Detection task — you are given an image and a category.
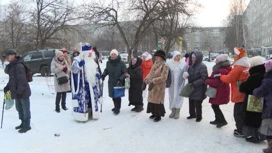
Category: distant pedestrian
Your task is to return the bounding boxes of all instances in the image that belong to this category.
[141,51,153,97]
[3,49,32,133]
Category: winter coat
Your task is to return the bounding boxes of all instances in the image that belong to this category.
[253,70,272,119]
[4,57,31,99]
[146,60,169,104]
[51,57,70,92]
[205,60,231,105]
[166,59,187,109]
[141,54,153,79]
[220,57,250,103]
[128,57,143,105]
[102,56,127,98]
[188,52,208,101]
[240,64,265,128]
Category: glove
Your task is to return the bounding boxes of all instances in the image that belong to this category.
[79,60,85,67]
[183,72,189,79]
[4,86,9,94]
[62,67,67,73]
[101,75,105,81]
[214,74,221,78]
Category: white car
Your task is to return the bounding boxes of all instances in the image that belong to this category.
[120,53,128,63]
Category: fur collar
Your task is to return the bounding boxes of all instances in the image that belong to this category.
[233,57,250,68]
[213,60,231,71]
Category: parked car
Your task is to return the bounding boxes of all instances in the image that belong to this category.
[23,49,55,76]
[120,53,128,63]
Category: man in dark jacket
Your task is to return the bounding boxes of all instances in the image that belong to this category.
[3,49,32,133]
[187,51,208,122]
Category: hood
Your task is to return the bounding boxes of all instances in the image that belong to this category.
[233,57,250,68]
[130,57,142,69]
[145,54,152,61]
[249,64,265,75]
[189,51,203,66]
[213,60,231,71]
[9,56,24,65]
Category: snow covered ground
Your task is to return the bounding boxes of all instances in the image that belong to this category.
[0,59,265,153]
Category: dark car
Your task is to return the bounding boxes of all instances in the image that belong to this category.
[23,49,55,76]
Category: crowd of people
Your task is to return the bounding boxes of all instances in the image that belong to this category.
[3,46,272,153]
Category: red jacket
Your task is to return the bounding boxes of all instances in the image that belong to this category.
[206,64,231,105]
[141,55,153,79]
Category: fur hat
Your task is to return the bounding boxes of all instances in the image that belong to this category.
[55,49,63,57]
[154,50,166,61]
[249,56,264,68]
[265,60,272,72]
[142,51,149,57]
[234,47,247,58]
[172,50,181,59]
[110,49,119,56]
[216,54,229,63]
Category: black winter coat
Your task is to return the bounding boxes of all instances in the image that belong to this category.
[188,52,208,101]
[128,57,143,105]
[240,64,265,128]
[4,57,31,99]
[102,56,127,98]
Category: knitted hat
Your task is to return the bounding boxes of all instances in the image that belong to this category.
[216,54,229,63]
[265,60,272,72]
[154,50,166,61]
[110,49,119,56]
[142,51,149,57]
[172,50,181,59]
[234,47,247,58]
[55,49,64,57]
[249,56,264,67]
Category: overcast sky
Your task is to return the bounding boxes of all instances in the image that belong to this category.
[0,0,250,27]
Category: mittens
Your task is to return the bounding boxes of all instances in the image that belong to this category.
[63,67,67,73]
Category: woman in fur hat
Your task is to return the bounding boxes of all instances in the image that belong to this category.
[144,50,169,122]
[240,56,266,143]
[206,54,231,128]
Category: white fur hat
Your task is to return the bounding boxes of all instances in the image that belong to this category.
[172,50,181,59]
[55,49,63,57]
[249,56,264,67]
[216,54,229,62]
[110,49,119,56]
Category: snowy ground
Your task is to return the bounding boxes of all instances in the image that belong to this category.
[0,59,266,153]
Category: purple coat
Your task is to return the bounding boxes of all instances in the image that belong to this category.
[253,70,272,119]
[205,61,231,105]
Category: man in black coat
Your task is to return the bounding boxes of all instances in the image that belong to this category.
[3,49,32,133]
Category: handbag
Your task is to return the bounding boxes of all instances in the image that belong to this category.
[56,75,69,85]
[113,82,125,98]
[246,95,264,113]
[179,83,194,97]
[205,83,224,98]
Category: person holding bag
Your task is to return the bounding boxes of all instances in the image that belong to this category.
[51,50,70,113]
[205,54,231,128]
[144,50,169,122]
[101,49,127,115]
[187,51,208,122]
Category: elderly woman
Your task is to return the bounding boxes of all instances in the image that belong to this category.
[144,50,169,122]
[166,51,187,119]
[101,49,127,115]
[51,50,70,113]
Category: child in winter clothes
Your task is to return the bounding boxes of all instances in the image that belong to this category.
[219,47,250,137]
[253,60,272,153]
[206,54,231,128]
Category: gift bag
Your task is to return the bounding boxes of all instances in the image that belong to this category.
[4,91,14,110]
[205,86,217,98]
[179,84,194,97]
[246,95,264,113]
[125,77,130,89]
[113,87,125,98]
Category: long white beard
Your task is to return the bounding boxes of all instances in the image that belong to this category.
[84,56,98,85]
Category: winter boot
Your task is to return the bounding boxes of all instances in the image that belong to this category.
[263,139,272,153]
[135,105,144,112]
[196,117,202,122]
[62,105,68,111]
[216,121,228,128]
[15,120,23,130]
[169,108,176,118]
[174,108,180,119]
[18,120,31,133]
[187,116,196,119]
[233,129,245,138]
[246,136,260,143]
[131,106,137,111]
[154,115,161,122]
[113,99,121,115]
[55,107,60,113]
[210,120,219,125]
[149,114,156,119]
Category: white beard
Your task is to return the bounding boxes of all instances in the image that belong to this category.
[84,56,98,85]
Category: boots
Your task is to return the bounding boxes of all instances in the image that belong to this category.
[154,115,161,122]
[263,139,272,153]
[15,120,23,130]
[169,108,176,118]
[131,106,137,111]
[18,120,31,133]
[174,108,180,119]
[113,98,121,115]
[135,105,144,112]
